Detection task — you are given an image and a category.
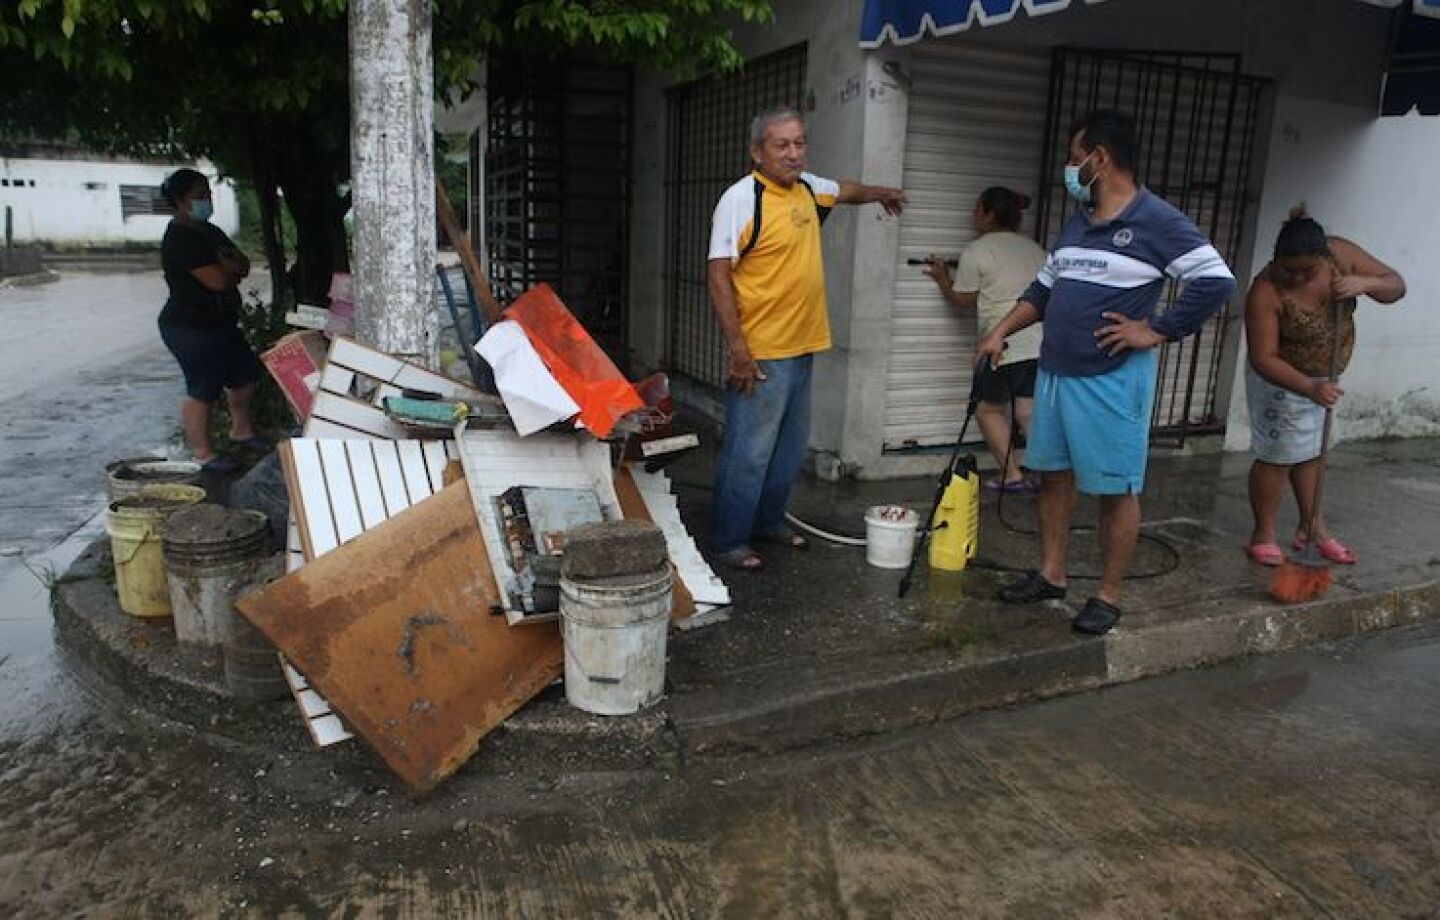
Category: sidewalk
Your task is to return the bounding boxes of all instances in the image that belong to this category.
[52,436,1440,773]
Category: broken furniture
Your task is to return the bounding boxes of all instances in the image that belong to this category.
[237,481,564,796]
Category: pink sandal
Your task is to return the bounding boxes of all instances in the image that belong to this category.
[1245,542,1286,566]
[1291,536,1356,565]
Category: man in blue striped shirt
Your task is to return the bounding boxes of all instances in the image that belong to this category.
[977,109,1235,636]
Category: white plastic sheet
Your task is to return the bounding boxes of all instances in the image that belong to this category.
[475,320,580,435]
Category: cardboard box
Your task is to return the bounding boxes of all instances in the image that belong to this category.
[261,331,329,422]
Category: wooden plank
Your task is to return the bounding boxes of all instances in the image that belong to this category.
[327,337,483,400]
[286,440,338,558]
[302,417,366,440]
[318,440,364,546]
[397,440,434,503]
[345,441,389,531]
[306,391,407,440]
[236,482,563,795]
[318,362,357,397]
[285,514,305,575]
[614,466,696,621]
[421,441,450,491]
[371,440,413,517]
[436,179,505,324]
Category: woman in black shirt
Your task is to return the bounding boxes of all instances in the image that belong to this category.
[157,168,266,472]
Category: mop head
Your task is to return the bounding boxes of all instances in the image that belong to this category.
[1268,560,1332,604]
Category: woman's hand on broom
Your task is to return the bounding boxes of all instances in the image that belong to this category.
[1308,380,1344,408]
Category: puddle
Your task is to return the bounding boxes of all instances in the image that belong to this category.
[0,503,107,660]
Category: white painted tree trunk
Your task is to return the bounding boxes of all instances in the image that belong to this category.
[349,0,437,367]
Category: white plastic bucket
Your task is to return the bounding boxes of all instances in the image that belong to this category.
[560,568,672,716]
[865,505,919,569]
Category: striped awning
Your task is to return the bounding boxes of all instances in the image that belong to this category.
[859,0,1440,49]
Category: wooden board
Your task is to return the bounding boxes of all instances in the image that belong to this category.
[326,337,485,401]
[281,438,458,562]
[237,482,563,796]
[301,337,495,440]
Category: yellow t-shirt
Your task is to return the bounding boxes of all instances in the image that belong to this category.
[708,170,840,360]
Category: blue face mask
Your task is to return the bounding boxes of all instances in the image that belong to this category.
[1063,154,1095,204]
[189,199,214,222]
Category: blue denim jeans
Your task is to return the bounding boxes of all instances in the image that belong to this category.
[710,355,813,553]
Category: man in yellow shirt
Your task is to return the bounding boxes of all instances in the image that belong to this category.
[707,107,905,570]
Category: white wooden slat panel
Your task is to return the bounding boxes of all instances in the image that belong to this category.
[396,440,434,503]
[326,337,483,401]
[421,441,450,491]
[318,363,357,397]
[310,392,409,439]
[302,418,365,440]
[318,440,364,546]
[288,440,339,557]
[883,43,1051,449]
[371,441,413,517]
[344,441,389,531]
[630,468,731,606]
[456,429,621,619]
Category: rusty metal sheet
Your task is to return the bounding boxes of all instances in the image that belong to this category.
[237,481,562,795]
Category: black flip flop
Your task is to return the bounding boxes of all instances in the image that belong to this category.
[753,527,809,550]
[715,546,766,571]
[1072,597,1122,636]
[997,570,1067,605]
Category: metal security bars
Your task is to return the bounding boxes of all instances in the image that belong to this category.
[663,44,809,389]
[486,56,632,357]
[1035,49,1269,444]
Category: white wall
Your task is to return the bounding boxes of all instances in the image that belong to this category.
[0,158,239,245]
[1223,97,1440,448]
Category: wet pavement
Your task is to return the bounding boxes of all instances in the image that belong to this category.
[0,272,185,688]
[4,612,1439,915]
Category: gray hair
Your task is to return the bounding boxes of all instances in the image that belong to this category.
[749,107,805,148]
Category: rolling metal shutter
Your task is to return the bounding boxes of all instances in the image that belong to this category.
[882,42,1051,450]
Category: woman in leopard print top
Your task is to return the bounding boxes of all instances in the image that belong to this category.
[1243,212,1406,568]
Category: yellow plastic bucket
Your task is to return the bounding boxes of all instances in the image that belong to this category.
[107,484,206,618]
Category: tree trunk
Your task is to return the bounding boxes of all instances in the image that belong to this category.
[245,120,289,310]
[349,0,438,366]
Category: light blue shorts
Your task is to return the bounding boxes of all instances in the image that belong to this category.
[1026,351,1158,495]
[1246,366,1330,465]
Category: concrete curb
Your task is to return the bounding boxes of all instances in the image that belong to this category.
[52,537,1440,769]
[50,540,677,774]
[668,580,1440,758]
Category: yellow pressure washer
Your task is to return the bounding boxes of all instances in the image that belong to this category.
[897,360,988,598]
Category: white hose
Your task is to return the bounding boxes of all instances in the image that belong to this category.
[784,511,868,547]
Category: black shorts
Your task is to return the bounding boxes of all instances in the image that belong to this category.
[159,321,263,402]
[977,358,1038,405]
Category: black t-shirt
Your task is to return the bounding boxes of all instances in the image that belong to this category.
[159,220,244,329]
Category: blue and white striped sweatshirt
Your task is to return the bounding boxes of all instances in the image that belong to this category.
[1021,187,1236,377]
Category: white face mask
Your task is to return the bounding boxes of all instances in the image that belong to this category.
[1063,153,1096,203]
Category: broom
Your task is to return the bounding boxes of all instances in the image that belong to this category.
[1269,294,1344,604]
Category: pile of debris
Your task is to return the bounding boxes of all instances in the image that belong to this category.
[236,279,729,796]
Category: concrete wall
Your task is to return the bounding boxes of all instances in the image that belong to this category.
[0,158,239,245]
[1223,98,1440,448]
